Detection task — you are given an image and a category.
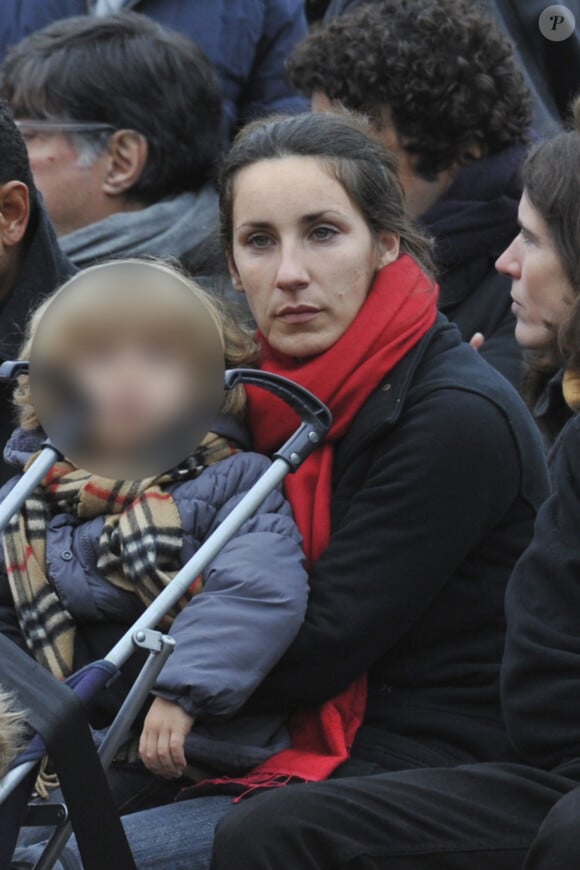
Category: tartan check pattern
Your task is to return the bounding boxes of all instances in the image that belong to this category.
[3,434,239,680]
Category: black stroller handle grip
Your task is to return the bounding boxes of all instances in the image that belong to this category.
[225,368,331,433]
[225,368,332,469]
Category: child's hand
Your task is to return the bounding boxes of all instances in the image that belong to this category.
[139,697,195,779]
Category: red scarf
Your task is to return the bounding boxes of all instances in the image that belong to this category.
[198,256,438,797]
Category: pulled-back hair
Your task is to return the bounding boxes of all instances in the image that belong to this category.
[521,98,580,409]
[14,259,258,430]
[219,112,434,277]
[0,12,223,203]
[287,0,532,179]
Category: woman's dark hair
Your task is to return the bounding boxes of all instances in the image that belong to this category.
[219,112,434,277]
[287,0,532,179]
[0,12,223,203]
[521,97,580,409]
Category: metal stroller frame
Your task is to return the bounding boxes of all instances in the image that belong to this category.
[0,361,332,869]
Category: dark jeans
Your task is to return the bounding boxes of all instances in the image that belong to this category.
[211,762,578,870]
[15,761,184,851]
[12,796,236,870]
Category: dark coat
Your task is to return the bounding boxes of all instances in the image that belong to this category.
[0,197,75,486]
[247,316,549,767]
[502,413,580,783]
[0,0,309,142]
[419,142,528,390]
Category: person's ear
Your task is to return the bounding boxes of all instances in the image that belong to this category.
[102,130,148,197]
[376,230,400,268]
[461,142,485,164]
[447,142,486,182]
[226,248,244,293]
[0,181,30,248]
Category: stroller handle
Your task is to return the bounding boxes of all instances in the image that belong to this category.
[0,361,333,468]
[225,368,331,431]
[225,368,332,467]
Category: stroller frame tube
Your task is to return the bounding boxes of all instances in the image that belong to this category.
[35,632,177,870]
[0,445,61,535]
[0,457,292,808]
[30,455,293,868]
[0,457,293,865]
[106,456,291,668]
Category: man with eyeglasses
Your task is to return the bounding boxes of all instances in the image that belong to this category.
[0,103,74,485]
[0,0,308,145]
[0,13,224,272]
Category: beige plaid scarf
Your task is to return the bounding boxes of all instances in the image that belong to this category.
[3,433,239,682]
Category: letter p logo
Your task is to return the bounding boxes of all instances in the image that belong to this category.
[539,5,576,41]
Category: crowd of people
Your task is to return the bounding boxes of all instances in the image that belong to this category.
[0,1,578,868]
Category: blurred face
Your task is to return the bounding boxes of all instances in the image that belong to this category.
[496,191,575,351]
[74,331,193,453]
[16,124,112,236]
[229,155,399,358]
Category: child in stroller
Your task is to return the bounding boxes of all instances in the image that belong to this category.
[0,258,308,829]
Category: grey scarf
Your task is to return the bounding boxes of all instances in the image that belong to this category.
[60,187,219,268]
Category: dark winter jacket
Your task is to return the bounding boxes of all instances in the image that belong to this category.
[0,197,75,486]
[419,142,528,390]
[502,413,580,782]
[246,316,549,767]
[0,422,308,773]
[0,0,309,142]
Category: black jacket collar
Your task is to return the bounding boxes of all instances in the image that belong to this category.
[335,315,452,465]
[335,313,543,513]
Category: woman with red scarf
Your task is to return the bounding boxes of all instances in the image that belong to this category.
[212,112,548,792]
[17,113,550,870]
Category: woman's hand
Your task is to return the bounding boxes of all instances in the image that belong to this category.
[139,696,194,779]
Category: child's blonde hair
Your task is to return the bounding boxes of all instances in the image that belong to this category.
[14,259,258,430]
[0,687,25,777]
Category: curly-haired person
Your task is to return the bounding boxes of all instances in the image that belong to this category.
[288,0,533,389]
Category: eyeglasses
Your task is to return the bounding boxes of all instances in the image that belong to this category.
[14,120,116,136]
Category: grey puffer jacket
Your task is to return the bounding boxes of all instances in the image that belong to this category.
[0,422,308,773]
